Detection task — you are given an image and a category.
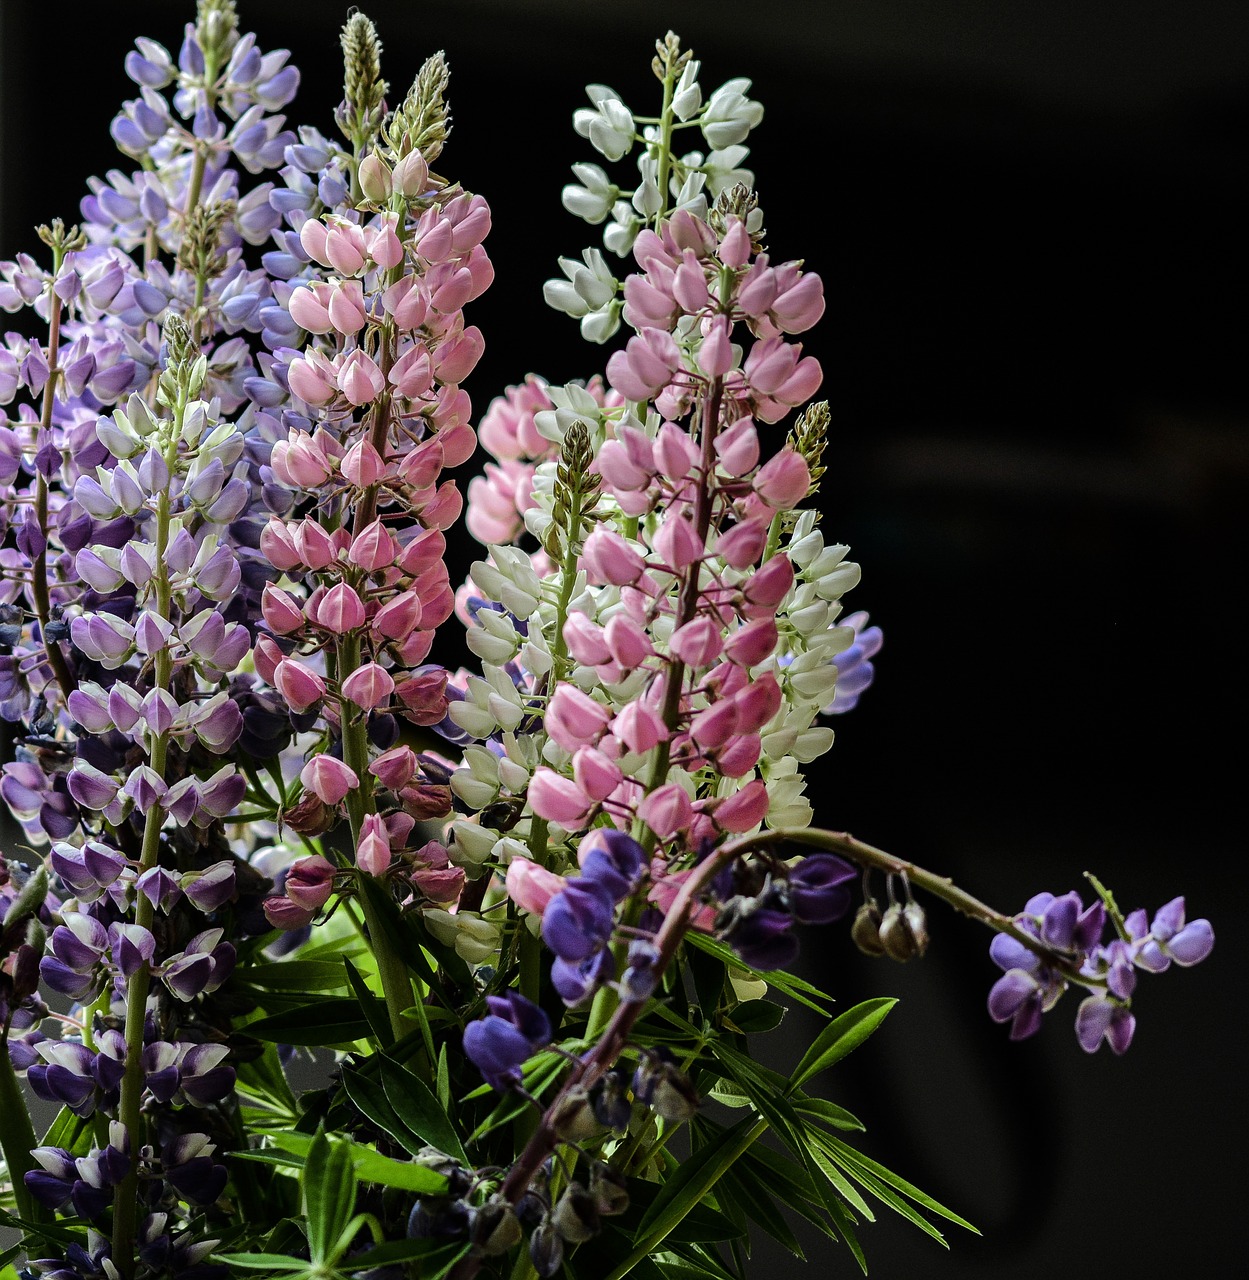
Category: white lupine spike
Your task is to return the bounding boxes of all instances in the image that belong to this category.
[604,200,641,257]
[492,836,530,865]
[701,77,764,150]
[447,700,497,739]
[488,693,525,732]
[497,757,530,793]
[521,638,554,676]
[563,162,618,224]
[813,562,862,601]
[632,153,662,217]
[672,59,702,120]
[702,145,752,196]
[466,625,518,666]
[790,601,831,635]
[789,530,824,568]
[792,727,836,763]
[450,772,497,810]
[574,91,635,162]
[582,303,622,344]
[463,745,501,784]
[449,823,497,866]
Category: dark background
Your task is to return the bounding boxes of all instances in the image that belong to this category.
[2,1,1245,1275]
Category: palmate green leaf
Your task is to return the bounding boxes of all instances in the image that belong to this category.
[376,1057,468,1163]
[725,998,786,1034]
[344,957,394,1044]
[40,1105,92,1156]
[788,998,897,1094]
[247,997,381,1046]
[211,1253,307,1274]
[236,1135,448,1194]
[239,960,353,991]
[340,1068,425,1156]
[341,1239,466,1273]
[605,1116,766,1280]
[820,1133,978,1234]
[717,1165,805,1258]
[302,1128,356,1265]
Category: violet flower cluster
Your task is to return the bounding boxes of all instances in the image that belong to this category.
[0,7,1214,1280]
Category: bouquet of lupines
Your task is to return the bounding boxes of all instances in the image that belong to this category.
[0,4,1214,1278]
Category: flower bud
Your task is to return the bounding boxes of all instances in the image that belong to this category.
[358,151,393,202]
[878,901,928,962]
[551,1183,599,1244]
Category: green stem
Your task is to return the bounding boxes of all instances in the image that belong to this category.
[653,58,678,228]
[355,878,420,1046]
[111,391,182,1275]
[0,1037,43,1222]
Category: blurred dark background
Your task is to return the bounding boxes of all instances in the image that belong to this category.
[2,1,1245,1275]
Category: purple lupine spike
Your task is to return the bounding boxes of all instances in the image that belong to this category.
[123,764,167,810]
[551,949,615,1006]
[464,990,553,1091]
[162,953,215,1002]
[183,861,237,912]
[110,923,156,978]
[1076,996,1136,1055]
[987,969,1048,1041]
[92,1030,128,1093]
[136,866,182,911]
[142,1042,182,1103]
[178,1043,235,1106]
[720,904,799,971]
[162,777,201,826]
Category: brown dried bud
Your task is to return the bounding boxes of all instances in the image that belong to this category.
[879,901,929,962]
[851,899,886,956]
[282,790,334,835]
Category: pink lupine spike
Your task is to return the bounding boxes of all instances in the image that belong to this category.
[252,635,283,685]
[416,215,455,263]
[545,685,611,753]
[713,779,770,832]
[389,345,434,398]
[398,528,447,575]
[372,589,423,641]
[382,275,430,330]
[528,769,593,827]
[341,662,395,710]
[738,262,780,317]
[753,447,811,510]
[723,616,779,666]
[733,673,783,734]
[506,857,566,915]
[261,518,304,570]
[429,265,475,314]
[582,527,645,586]
[369,745,418,790]
[433,326,485,383]
[287,351,338,406]
[327,279,367,334]
[274,659,327,712]
[394,663,446,721]
[563,612,612,666]
[743,553,794,611]
[606,328,681,400]
[398,437,446,490]
[690,699,740,750]
[715,517,768,570]
[673,250,711,312]
[365,213,404,269]
[603,613,654,667]
[439,423,478,468]
[349,520,399,572]
[356,813,392,876]
[287,281,335,334]
[718,219,752,269]
[300,755,359,806]
[316,583,366,633]
[261,584,304,635]
[341,439,387,488]
[717,732,762,778]
[698,316,735,377]
[638,783,694,839]
[338,349,386,406]
[324,220,368,275]
[612,702,668,754]
[416,480,463,530]
[653,423,699,481]
[298,217,331,266]
[669,616,724,668]
[295,519,337,569]
[284,854,337,911]
[713,416,760,477]
[573,746,623,802]
[770,268,825,333]
[654,510,703,572]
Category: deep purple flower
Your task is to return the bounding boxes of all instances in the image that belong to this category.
[719,903,799,971]
[788,853,855,925]
[551,948,615,1006]
[542,878,616,962]
[463,991,552,1091]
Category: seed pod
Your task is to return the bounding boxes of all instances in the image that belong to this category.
[590,1163,629,1216]
[551,1086,602,1143]
[591,1069,633,1131]
[551,1183,600,1244]
[879,901,927,962]
[472,1195,522,1255]
[903,901,930,957]
[851,899,886,957]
